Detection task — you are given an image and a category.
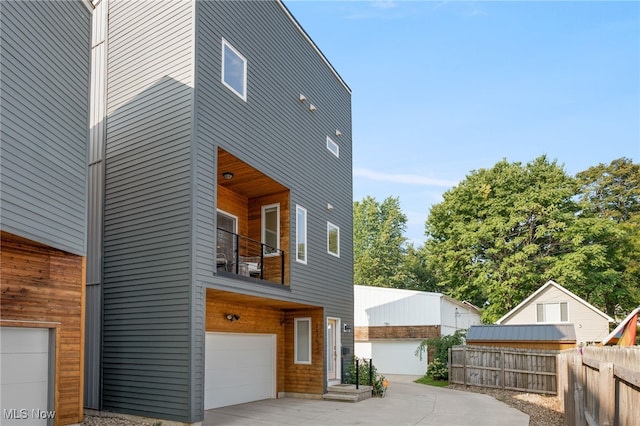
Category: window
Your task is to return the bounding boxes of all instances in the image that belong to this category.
[326,136,339,158]
[262,203,280,255]
[327,222,339,257]
[221,38,247,101]
[296,205,307,264]
[294,318,312,364]
[536,302,568,323]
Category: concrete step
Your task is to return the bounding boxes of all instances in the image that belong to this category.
[322,393,360,402]
[323,384,373,402]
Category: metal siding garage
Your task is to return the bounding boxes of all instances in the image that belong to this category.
[355,340,427,375]
[0,327,50,425]
[205,333,276,409]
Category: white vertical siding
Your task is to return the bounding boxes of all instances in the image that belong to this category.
[440,298,481,336]
[354,286,441,327]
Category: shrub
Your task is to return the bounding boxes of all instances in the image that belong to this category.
[344,356,387,396]
[425,358,448,380]
[415,329,466,365]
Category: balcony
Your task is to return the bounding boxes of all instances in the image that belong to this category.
[216,228,285,285]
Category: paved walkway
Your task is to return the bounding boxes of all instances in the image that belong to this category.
[203,375,529,425]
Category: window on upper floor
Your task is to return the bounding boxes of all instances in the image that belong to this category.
[327,221,340,257]
[222,38,247,101]
[294,318,312,364]
[262,203,280,256]
[296,205,307,264]
[536,302,568,323]
[326,136,339,158]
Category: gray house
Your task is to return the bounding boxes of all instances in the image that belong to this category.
[86,0,353,423]
[0,1,92,424]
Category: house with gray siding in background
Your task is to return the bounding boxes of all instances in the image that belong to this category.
[85,1,353,423]
[0,1,92,424]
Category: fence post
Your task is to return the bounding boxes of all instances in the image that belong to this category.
[556,352,566,407]
[500,349,505,391]
[448,348,451,383]
[369,358,373,386]
[573,352,585,426]
[463,346,467,387]
[599,362,615,426]
[355,358,359,390]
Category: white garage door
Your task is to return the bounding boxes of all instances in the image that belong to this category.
[205,333,276,409]
[0,327,51,425]
[356,340,427,375]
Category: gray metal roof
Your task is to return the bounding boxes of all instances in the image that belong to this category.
[466,324,577,342]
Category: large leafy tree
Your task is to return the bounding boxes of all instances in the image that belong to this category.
[572,158,640,316]
[423,156,623,322]
[353,196,408,287]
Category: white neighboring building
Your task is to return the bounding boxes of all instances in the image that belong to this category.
[496,280,614,346]
[354,285,481,375]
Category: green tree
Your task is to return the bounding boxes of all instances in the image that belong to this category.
[353,196,407,287]
[572,158,640,316]
[575,157,640,223]
[424,156,578,321]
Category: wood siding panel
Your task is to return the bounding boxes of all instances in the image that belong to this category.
[355,326,441,341]
[284,308,325,395]
[1,232,85,425]
[103,0,197,422]
[194,0,353,360]
[0,0,91,255]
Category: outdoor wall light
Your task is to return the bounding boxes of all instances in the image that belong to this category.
[222,172,234,180]
[309,104,317,112]
[343,323,352,333]
[327,203,334,211]
[335,129,342,137]
[299,94,307,102]
[225,313,240,322]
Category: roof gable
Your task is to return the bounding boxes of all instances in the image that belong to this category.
[496,280,614,324]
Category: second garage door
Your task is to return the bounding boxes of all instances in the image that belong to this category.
[205,333,276,409]
[355,340,427,375]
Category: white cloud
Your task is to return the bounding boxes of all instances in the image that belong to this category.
[371,1,397,10]
[353,167,458,187]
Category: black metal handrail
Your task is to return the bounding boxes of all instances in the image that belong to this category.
[216,228,285,285]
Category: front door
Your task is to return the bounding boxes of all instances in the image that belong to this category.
[327,318,338,382]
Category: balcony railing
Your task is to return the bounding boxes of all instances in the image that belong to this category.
[216,228,285,285]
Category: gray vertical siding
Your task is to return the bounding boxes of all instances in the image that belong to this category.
[195,0,353,311]
[102,0,196,422]
[85,0,107,409]
[0,0,91,255]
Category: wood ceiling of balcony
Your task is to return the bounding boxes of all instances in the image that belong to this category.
[207,288,317,310]
[217,148,288,199]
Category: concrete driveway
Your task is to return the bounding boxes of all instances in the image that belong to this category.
[203,375,529,425]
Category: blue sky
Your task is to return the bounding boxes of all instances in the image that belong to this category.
[284,1,640,245]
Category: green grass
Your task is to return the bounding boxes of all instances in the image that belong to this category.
[414,375,449,387]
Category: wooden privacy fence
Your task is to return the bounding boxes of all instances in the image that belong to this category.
[558,346,640,426]
[449,345,559,394]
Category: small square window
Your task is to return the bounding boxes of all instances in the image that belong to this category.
[326,136,339,158]
[222,38,247,101]
[294,318,312,364]
[327,222,340,257]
